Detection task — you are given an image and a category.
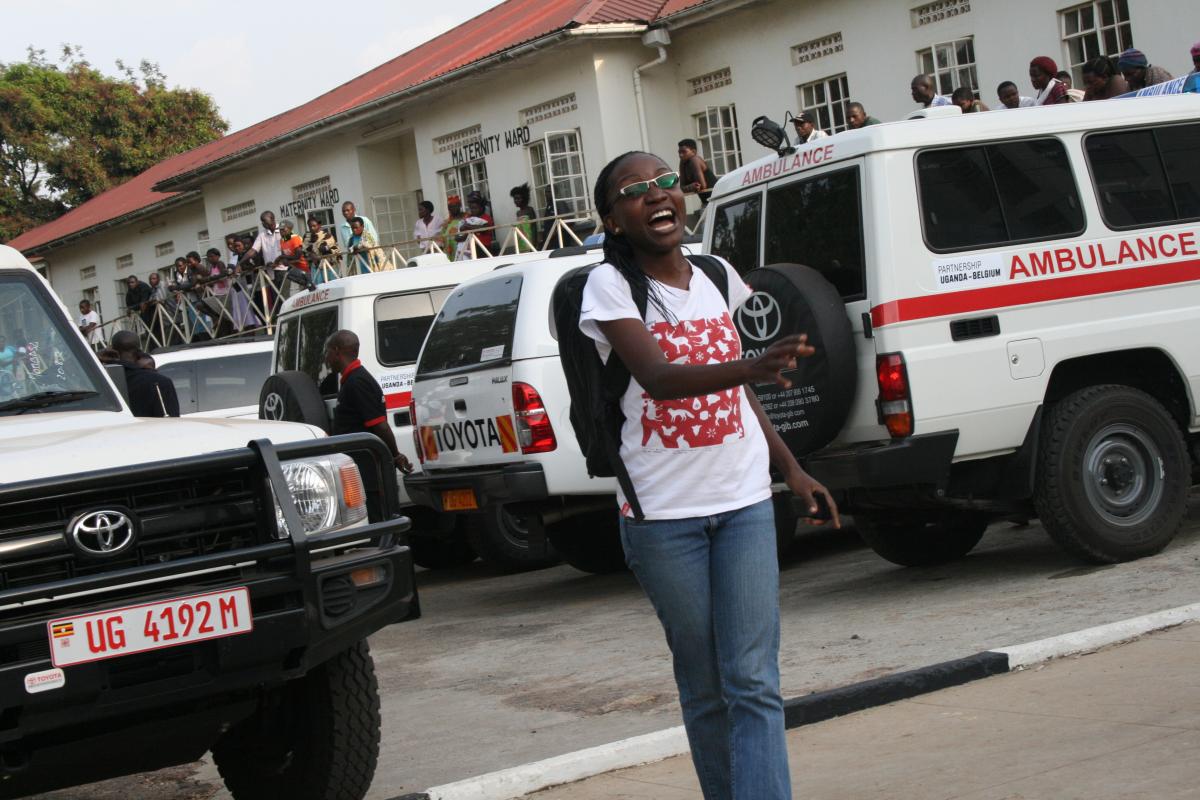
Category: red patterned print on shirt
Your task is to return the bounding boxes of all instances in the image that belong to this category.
[641,313,744,449]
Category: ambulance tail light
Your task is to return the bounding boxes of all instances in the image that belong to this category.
[876,353,914,438]
[409,400,425,463]
[513,382,557,454]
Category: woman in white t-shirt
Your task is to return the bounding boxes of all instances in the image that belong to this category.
[580,152,840,800]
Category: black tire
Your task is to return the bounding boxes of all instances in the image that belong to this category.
[734,264,857,456]
[773,493,799,561]
[212,639,380,800]
[545,510,627,574]
[259,370,330,433]
[1034,384,1189,563]
[466,504,561,572]
[410,518,477,569]
[855,511,988,567]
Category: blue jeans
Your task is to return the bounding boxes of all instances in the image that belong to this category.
[619,498,790,800]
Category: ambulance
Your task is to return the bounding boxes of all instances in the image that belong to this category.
[707,95,1200,566]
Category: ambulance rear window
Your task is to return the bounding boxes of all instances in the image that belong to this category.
[710,194,761,273]
[417,275,523,377]
[1085,122,1200,229]
[917,138,1084,252]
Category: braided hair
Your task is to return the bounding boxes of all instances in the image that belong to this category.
[593,151,678,323]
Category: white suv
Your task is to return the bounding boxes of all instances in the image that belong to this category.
[704,95,1200,566]
[153,338,273,419]
[260,251,550,571]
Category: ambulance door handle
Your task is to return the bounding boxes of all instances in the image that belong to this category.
[454,399,467,412]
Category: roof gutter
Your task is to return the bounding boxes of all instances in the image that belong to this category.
[658,0,762,28]
[155,23,647,193]
[19,190,202,258]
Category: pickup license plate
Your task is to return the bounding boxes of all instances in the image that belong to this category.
[442,488,479,511]
[48,587,253,668]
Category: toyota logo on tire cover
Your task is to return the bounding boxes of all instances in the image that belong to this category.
[735,292,783,342]
[67,509,138,558]
[735,264,858,457]
[263,391,284,420]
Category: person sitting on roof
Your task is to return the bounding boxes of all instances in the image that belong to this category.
[1117,48,1174,91]
[1029,57,1070,105]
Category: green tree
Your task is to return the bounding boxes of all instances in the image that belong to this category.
[0,45,227,242]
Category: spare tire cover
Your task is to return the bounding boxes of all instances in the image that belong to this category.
[734,263,857,456]
[259,370,331,433]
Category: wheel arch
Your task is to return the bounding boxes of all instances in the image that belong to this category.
[1044,348,1194,431]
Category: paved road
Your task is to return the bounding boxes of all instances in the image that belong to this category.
[31,496,1200,799]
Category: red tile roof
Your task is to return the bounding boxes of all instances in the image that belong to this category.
[9,0,719,254]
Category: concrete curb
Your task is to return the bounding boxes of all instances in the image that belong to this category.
[390,600,1200,800]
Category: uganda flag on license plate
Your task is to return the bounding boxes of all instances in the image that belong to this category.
[51,622,74,639]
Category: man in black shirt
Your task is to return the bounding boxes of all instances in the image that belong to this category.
[323,330,412,473]
[111,331,180,417]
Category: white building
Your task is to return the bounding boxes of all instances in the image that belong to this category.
[9,0,1198,326]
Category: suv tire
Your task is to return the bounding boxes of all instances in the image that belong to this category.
[546,511,627,574]
[856,511,988,567]
[212,639,380,800]
[1034,384,1188,563]
[468,504,561,572]
[259,371,330,433]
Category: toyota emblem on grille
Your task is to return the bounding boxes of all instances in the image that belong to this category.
[67,509,137,558]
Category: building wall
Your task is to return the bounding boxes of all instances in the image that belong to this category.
[35,0,1200,314]
[43,200,208,326]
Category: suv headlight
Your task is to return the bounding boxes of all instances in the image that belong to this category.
[273,453,368,538]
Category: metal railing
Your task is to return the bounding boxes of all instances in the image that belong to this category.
[95,210,631,351]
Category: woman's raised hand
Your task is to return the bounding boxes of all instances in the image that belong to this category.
[746,334,814,388]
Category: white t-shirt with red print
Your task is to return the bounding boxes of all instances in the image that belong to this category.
[579,258,772,520]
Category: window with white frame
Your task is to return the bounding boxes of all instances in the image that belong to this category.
[798,74,851,134]
[917,37,978,98]
[372,191,422,257]
[528,131,588,218]
[116,253,133,271]
[1060,0,1133,84]
[197,229,209,243]
[221,200,256,224]
[439,161,489,208]
[80,265,96,282]
[692,106,742,177]
[154,241,174,257]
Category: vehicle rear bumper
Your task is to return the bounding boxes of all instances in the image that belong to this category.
[405,462,549,511]
[804,431,958,491]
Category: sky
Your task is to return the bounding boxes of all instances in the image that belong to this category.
[0,0,505,133]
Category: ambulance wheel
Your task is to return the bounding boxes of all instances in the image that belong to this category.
[259,371,330,433]
[855,511,988,567]
[469,504,561,573]
[546,511,627,574]
[1035,385,1189,563]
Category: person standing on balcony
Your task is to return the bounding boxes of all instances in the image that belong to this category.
[304,215,342,283]
[338,200,378,251]
[510,184,538,252]
[456,191,494,260]
[441,196,465,260]
[413,201,444,254]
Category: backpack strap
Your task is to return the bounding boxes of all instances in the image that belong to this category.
[685,254,731,307]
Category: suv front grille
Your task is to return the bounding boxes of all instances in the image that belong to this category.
[0,469,269,592]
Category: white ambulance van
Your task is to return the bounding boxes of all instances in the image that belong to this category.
[706,95,1200,566]
[259,252,552,571]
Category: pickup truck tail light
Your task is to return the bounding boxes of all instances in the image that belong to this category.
[876,353,913,438]
[512,382,557,454]
[409,400,425,463]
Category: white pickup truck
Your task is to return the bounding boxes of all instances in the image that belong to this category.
[0,245,418,799]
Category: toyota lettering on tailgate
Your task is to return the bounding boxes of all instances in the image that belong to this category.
[420,415,518,459]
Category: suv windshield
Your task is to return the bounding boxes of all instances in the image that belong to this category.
[0,271,120,415]
[417,275,522,377]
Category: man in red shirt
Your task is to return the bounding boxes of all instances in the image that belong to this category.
[323,330,411,474]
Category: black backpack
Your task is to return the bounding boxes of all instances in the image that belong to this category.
[552,254,730,521]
